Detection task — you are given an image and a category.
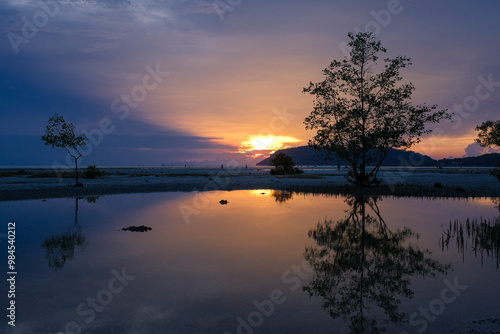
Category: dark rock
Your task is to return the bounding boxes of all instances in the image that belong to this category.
[122,225,152,232]
[219,200,228,205]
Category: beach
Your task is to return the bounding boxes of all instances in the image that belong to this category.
[1,166,499,201]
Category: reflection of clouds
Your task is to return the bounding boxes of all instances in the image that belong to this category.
[12,306,173,334]
[123,305,228,333]
[127,305,174,331]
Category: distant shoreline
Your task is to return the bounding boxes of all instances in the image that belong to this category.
[1,167,499,201]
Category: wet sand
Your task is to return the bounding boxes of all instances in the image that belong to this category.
[1,166,499,201]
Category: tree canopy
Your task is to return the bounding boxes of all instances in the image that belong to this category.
[476,120,500,148]
[304,32,448,187]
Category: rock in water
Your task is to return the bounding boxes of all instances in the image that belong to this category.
[122,225,152,232]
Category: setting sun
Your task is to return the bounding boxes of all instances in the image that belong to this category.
[238,135,301,154]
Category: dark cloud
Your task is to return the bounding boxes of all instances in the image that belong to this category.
[0,133,235,166]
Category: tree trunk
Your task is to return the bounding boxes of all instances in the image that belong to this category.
[360,58,367,187]
[75,197,79,225]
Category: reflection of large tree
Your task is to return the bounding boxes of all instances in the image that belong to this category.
[41,197,89,271]
[304,196,448,333]
[440,215,500,270]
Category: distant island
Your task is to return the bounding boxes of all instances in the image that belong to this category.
[257,146,500,167]
[437,153,500,167]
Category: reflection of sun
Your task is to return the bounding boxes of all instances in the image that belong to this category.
[250,189,272,196]
[238,135,300,154]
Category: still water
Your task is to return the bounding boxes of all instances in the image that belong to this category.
[1,191,499,334]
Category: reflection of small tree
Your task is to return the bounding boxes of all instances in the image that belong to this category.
[440,216,500,270]
[41,198,87,271]
[304,196,448,333]
[271,190,294,203]
[270,152,303,175]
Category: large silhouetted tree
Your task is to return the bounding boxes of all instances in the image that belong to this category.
[304,32,449,187]
[42,114,88,186]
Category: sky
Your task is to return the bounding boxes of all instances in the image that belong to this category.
[1,0,500,167]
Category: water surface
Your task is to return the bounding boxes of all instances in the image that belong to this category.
[1,191,499,333]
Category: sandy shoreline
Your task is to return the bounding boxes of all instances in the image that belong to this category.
[1,166,499,201]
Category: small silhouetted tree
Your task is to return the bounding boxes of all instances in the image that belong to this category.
[476,120,500,181]
[304,32,449,187]
[41,114,88,186]
[270,152,303,175]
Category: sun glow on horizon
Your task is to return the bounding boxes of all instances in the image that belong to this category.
[238,135,301,154]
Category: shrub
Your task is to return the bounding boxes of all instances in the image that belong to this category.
[83,165,104,179]
[270,152,304,175]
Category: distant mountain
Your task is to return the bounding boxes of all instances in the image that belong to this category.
[438,153,500,167]
[257,146,437,167]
